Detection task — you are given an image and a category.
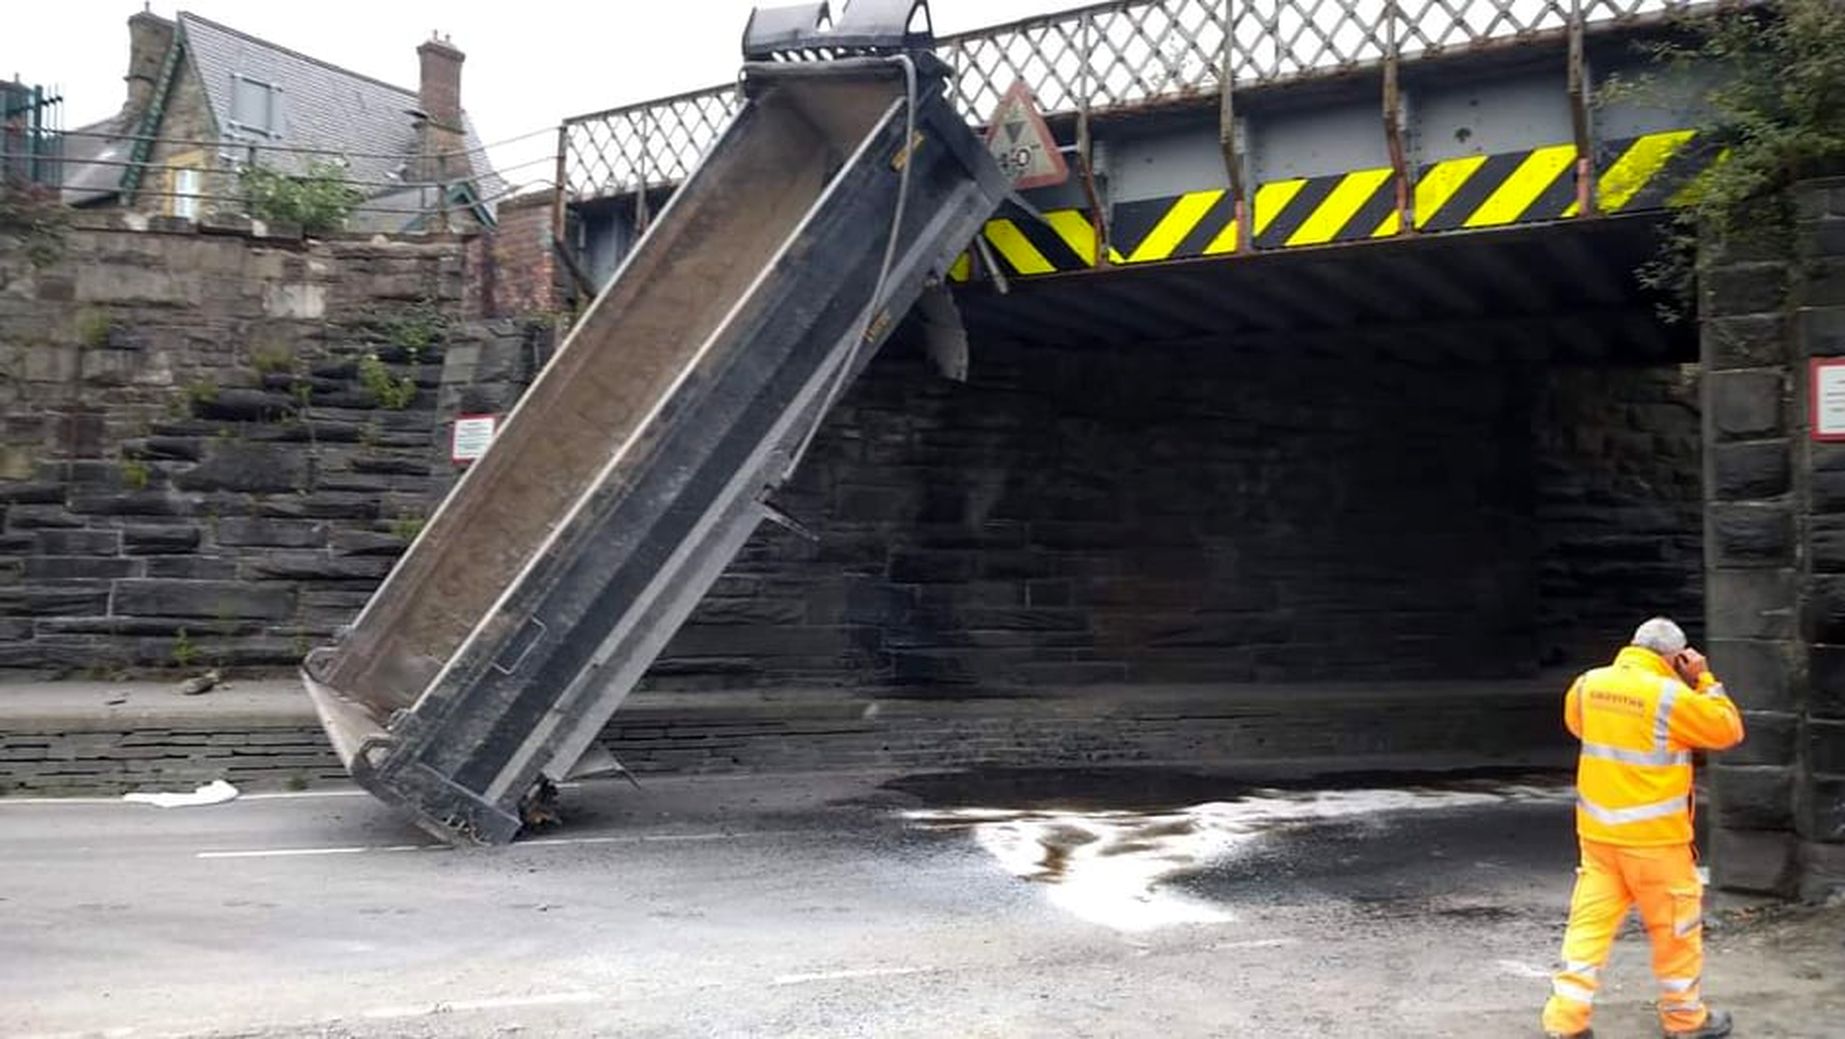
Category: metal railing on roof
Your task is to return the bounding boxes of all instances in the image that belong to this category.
[560,0,1702,202]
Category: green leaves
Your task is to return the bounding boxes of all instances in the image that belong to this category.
[239,159,363,233]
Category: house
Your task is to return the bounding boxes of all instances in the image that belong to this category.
[62,10,503,233]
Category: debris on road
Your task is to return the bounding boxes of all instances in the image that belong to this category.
[176,670,221,696]
[122,779,239,808]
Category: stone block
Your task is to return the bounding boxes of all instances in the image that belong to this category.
[144,557,239,580]
[1813,517,1845,574]
[1709,505,1793,565]
[191,389,298,424]
[1801,307,1845,358]
[1704,314,1787,369]
[1796,778,1845,845]
[0,482,65,504]
[112,579,296,620]
[1708,570,1796,641]
[1811,578,1845,646]
[254,493,380,520]
[23,556,138,582]
[213,517,327,548]
[1813,470,1845,515]
[0,585,110,616]
[1710,441,1789,500]
[34,529,123,555]
[1806,719,1845,775]
[1706,263,1787,316]
[65,492,191,517]
[1798,841,1845,902]
[1713,765,1795,830]
[7,505,83,528]
[1724,711,1799,766]
[122,525,200,555]
[139,437,204,461]
[1810,218,1845,259]
[1803,259,1845,307]
[1710,825,1796,895]
[329,530,409,556]
[1707,370,1784,440]
[239,554,393,581]
[173,442,307,494]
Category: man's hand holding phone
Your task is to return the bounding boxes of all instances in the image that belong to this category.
[1671,647,1711,689]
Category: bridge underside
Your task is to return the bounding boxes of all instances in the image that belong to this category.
[654,212,1701,697]
[956,215,1691,363]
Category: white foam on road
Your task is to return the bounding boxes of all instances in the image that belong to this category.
[908,784,1571,933]
[771,966,935,986]
[121,779,239,808]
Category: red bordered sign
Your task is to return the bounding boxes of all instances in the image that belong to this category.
[451,413,498,463]
[1814,359,1845,442]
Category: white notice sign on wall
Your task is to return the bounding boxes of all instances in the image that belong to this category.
[451,414,498,463]
[1815,361,1845,442]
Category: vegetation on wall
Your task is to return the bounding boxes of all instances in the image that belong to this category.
[0,186,69,268]
[1609,0,1845,315]
[239,160,364,233]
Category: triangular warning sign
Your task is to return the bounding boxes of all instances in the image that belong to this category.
[984,81,1068,191]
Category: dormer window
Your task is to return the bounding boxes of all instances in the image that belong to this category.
[228,74,283,137]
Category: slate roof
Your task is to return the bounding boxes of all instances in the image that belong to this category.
[64,11,503,229]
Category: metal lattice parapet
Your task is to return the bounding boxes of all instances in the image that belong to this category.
[562,0,1696,201]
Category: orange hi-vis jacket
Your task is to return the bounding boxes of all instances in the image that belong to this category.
[1566,646,1745,846]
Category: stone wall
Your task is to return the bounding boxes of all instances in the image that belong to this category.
[0,214,541,674]
[1701,176,1845,900]
[1534,364,1705,669]
[647,330,1539,690]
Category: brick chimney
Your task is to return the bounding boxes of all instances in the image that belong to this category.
[124,10,175,120]
[414,34,468,183]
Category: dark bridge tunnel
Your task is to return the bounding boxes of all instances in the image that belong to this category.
[650,214,1700,687]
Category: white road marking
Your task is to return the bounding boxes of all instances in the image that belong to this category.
[196,844,435,859]
[359,991,602,1019]
[194,830,798,859]
[1496,958,1555,979]
[1212,937,1299,951]
[771,966,934,986]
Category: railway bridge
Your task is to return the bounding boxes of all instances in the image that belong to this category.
[547,0,1841,897]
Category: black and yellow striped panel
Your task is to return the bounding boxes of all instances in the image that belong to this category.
[946,129,1708,281]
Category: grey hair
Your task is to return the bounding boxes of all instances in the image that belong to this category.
[1631,617,1688,655]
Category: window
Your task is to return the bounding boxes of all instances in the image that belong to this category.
[172,167,201,220]
[229,74,283,137]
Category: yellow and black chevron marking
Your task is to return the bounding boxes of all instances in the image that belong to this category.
[947,129,1710,281]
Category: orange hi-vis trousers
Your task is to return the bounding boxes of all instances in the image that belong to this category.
[1542,840,1709,1035]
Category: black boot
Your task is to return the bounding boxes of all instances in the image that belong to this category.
[1665,1008,1733,1038]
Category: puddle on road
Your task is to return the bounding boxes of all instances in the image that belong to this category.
[894,768,1571,933]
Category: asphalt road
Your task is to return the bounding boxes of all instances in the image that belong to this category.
[2,766,1840,1038]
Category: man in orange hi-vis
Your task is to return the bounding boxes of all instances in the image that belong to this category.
[1542,617,1745,1039]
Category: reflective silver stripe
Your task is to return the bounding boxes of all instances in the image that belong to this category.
[1551,979,1596,1003]
[1581,741,1692,767]
[1578,794,1689,825]
[1660,999,1705,1014]
[1659,976,1700,994]
[1562,960,1601,979]
[1655,677,1681,749]
[1675,913,1702,937]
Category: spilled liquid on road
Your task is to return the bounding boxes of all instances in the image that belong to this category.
[899,770,1571,932]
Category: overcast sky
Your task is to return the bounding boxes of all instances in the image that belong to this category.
[9,0,1080,195]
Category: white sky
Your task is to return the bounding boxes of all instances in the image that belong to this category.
[8,0,1081,193]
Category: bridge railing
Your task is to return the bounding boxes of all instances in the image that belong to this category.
[560,0,1696,203]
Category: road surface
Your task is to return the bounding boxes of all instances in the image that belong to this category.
[2,766,1840,1037]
